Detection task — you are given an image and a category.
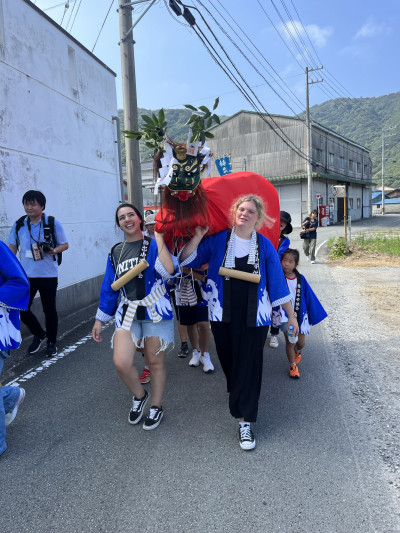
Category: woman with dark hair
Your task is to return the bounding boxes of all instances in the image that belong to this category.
[179,195,298,451]
[92,203,179,430]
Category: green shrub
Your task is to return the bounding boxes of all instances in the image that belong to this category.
[329,237,349,258]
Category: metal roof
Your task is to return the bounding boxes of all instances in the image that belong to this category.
[267,172,372,186]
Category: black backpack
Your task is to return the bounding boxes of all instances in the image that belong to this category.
[15,215,62,266]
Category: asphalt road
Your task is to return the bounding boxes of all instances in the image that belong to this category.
[1,214,400,533]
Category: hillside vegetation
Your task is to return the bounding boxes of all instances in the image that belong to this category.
[308,92,400,188]
[119,92,400,189]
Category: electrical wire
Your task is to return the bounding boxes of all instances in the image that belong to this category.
[92,0,114,52]
[201,0,305,114]
[68,0,84,32]
[183,6,310,161]
[194,0,303,117]
[60,3,69,26]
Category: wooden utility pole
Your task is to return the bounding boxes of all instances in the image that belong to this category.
[118,2,143,209]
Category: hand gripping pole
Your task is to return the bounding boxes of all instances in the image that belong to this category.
[111,260,149,291]
[218,266,261,284]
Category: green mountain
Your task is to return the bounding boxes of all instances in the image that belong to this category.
[307,92,400,188]
[119,94,400,189]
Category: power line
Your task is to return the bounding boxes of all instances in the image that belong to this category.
[177,5,310,161]
[204,0,305,113]
[68,0,84,32]
[194,0,304,117]
[92,0,114,52]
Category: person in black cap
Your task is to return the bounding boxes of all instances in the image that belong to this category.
[268,210,293,349]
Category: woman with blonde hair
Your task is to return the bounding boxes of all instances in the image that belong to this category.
[180,195,298,450]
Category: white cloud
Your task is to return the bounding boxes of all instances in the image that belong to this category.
[279,20,333,48]
[354,20,390,39]
[305,24,334,48]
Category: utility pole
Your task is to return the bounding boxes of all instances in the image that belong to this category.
[381,124,398,215]
[305,66,323,215]
[118,1,155,210]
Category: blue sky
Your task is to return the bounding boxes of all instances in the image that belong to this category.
[33,0,400,116]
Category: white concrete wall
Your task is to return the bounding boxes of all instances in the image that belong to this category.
[0,0,122,295]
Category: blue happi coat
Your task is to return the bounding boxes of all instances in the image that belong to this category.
[96,239,180,324]
[280,272,327,334]
[180,230,291,326]
[0,241,30,351]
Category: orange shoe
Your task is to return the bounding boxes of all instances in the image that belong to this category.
[294,348,302,365]
[289,364,300,379]
[139,367,151,384]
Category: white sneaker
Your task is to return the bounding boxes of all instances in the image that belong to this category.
[5,388,26,427]
[306,256,311,261]
[200,352,214,373]
[189,349,201,367]
[239,423,256,451]
[311,260,316,264]
[268,335,279,348]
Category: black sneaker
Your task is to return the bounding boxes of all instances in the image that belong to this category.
[28,336,46,354]
[46,343,58,357]
[238,423,256,451]
[128,390,148,425]
[143,406,163,430]
[178,342,189,358]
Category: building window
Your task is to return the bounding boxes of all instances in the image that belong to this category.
[349,160,353,172]
[316,149,322,163]
[357,198,361,209]
[349,198,353,209]
[364,164,368,175]
[328,153,334,166]
[357,161,361,173]
[340,157,344,169]
[68,46,78,96]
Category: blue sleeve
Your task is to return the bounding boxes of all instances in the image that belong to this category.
[277,237,290,259]
[262,237,291,306]
[0,241,30,310]
[98,256,119,319]
[180,233,221,269]
[302,275,327,325]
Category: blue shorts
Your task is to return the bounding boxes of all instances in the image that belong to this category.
[129,318,174,353]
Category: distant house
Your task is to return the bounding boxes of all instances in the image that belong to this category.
[372,192,400,214]
[207,111,372,227]
[0,0,122,320]
[388,188,400,199]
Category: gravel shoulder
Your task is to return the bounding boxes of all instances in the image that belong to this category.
[324,250,400,499]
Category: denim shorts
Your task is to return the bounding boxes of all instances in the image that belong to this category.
[124,318,174,354]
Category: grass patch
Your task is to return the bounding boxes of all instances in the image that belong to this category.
[328,231,400,260]
[353,233,400,256]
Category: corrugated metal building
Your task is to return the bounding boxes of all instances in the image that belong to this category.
[206,111,373,227]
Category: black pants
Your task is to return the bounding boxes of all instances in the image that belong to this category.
[21,277,58,343]
[211,321,269,422]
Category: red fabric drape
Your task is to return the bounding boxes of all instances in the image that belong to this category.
[155,172,280,250]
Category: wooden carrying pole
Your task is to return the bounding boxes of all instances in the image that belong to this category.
[218,267,261,284]
[111,260,149,291]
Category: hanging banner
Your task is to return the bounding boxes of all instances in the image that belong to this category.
[215,156,232,176]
